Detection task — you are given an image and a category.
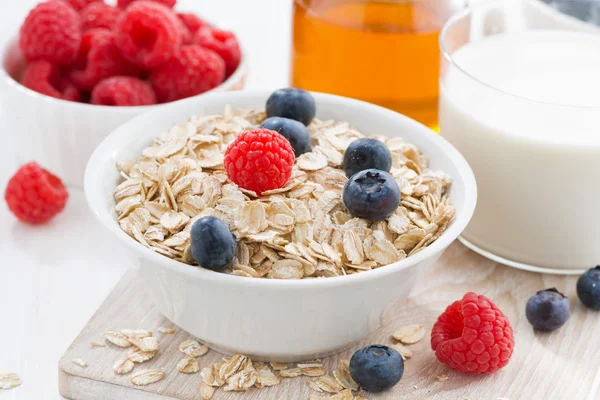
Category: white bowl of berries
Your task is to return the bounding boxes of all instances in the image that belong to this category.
[85,89,477,362]
[0,0,247,187]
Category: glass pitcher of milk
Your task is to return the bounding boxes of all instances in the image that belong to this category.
[439,0,600,273]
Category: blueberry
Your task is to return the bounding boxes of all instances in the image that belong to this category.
[266,88,316,126]
[577,266,600,310]
[525,288,570,331]
[343,169,400,221]
[260,117,312,156]
[190,216,237,271]
[349,345,403,392]
[343,138,392,178]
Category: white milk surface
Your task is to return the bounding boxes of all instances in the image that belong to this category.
[440,30,600,269]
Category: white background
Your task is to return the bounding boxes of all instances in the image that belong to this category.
[0,1,291,399]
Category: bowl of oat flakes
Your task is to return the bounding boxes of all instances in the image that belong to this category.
[85,90,476,362]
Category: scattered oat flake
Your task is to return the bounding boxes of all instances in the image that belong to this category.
[130,369,165,386]
[72,359,87,368]
[120,329,152,339]
[333,360,359,391]
[280,368,303,378]
[127,348,157,363]
[90,340,105,347]
[104,331,133,348]
[200,383,215,399]
[179,339,208,357]
[391,343,413,360]
[436,375,449,382]
[129,336,159,352]
[315,375,343,393]
[0,372,21,390]
[307,380,323,392]
[393,324,425,344]
[158,327,175,334]
[178,356,200,374]
[270,361,287,370]
[113,359,135,375]
[254,363,280,388]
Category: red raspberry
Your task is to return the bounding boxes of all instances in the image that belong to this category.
[194,26,241,77]
[174,15,194,45]
[80,2,121,31]
[91,76,157,106]
[62,0,101,11]
[5,162,69,224]
[431,292,515,374]
[21,60,80,101]
[69,29,139,91]
[19,0,82,65]
[224,129,295,195]
[151,45,225,103]
[115,1,182,68]
[117,0,176,9]
[177,13,210,34]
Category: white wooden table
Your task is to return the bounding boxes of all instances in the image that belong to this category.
[0,1,290,399]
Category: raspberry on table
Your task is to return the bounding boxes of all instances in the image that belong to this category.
[194,26,241,77]
[80,2,121,31]
[69,29,139,91]
[91,76,157,106]
[4,162,69,224]
[431,292,514,374]
[19,0,82,65]
[118,0,176,9]
[151,45,225,103]
[61,0,100,11]
[21,60,80,101]
[177,13,209,34]
[115,1,182,68]
[224,129,295,196]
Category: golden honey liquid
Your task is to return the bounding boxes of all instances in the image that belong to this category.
[292,0,458,128]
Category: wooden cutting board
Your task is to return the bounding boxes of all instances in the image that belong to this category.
[58,242,600,400]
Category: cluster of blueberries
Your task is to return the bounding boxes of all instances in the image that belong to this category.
[191,88,402,273]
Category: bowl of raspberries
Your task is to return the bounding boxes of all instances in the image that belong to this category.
[1,0,246,186]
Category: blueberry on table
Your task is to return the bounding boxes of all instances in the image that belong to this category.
[266,88,316,126]
[343,169,400,221]
[260,116,312,156]
[343,138,393,178]
[349,345,404,392]
[190,216,237,271]
[577,266,600,310]
[525,288,570,331]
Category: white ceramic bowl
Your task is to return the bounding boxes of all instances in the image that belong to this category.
[0,38,247,187]
[85,91,477,362]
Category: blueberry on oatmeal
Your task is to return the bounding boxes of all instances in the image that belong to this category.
[266,88,316,126]
[190,216,237,271]
[343,169,400,221]
[260,116,312,156]
[343,138,392,178]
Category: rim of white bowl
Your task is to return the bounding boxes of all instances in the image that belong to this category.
[85,91,478,290]
[0,36,248,113]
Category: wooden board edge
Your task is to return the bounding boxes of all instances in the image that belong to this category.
[58,368,180,400]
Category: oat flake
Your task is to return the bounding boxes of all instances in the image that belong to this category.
[130,369,165,386]
[393,324,425,344]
